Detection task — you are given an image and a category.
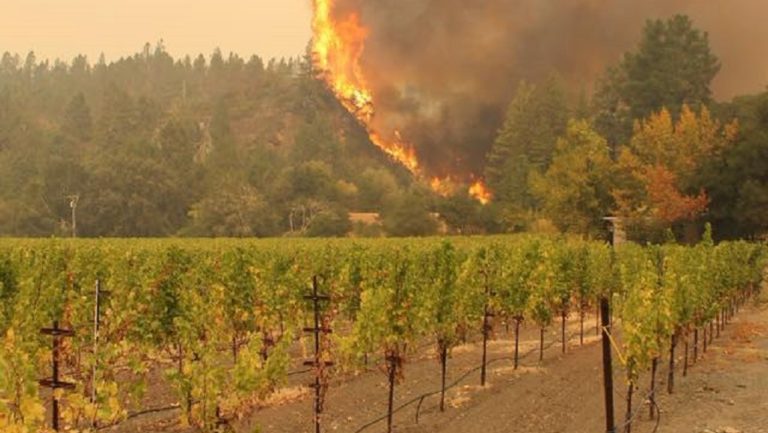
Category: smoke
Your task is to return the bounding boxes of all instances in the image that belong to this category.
[327,0,768,180]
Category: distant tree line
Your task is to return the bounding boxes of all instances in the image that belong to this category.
[0,43,444,237]
[1,15,766,240]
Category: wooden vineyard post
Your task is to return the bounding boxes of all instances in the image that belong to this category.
[683,333,689,377]
[721,309,725,331]
[91,281,110,398]
[596,304,600,337]
[480,280,494,387]
[513,316,522,370]
[91,279,110,428]
[439,343,448,412]
[260,331,275,362]
[39,321,75,431]
[303,276,333,433]
[561,310,567,354]
[91,280,101,406]
[693,328,699,364]
[600,297,616,433]
[624,375,634,433]
[716,313,721,337]
[668,332,677,394]
[649,357,658,420]
[385,350,401,433]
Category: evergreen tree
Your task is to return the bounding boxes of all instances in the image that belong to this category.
[63,92,92,141]
[703,92,768,238]
[484,76,569,227]
[594,15,721,145]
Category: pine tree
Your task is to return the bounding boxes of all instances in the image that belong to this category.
[594,15,721,145]
[63,92,93,141]
[484,76,569,213]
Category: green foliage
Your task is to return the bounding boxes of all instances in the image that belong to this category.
[425,242,463,350]
[594,15,720,145]
[291,114,342,166]
[356,168,399,212]
[530,120,615,237]
[63,92,92,142]
[704,91,768,239]
[485,77,570,223]
[435,193,491,235]
[306,208,352,238]
[381,189,438,237]
[185,183,278,238]
[0,45,413,238]
[0,236,763,431]
[496,240,537,321]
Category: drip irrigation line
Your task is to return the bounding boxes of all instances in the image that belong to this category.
[414,341,551,424]
[96,403,183,430]
[415,329,587,422]
[48,300,746,433]
[126,404,183,420]
[352,330,582,433]
[614,387,661,433]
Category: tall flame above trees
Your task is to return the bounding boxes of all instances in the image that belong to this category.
[312,0,419,174]
[311,0,491,203]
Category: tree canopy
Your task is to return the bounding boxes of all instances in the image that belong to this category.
[0,45,418,237]
[1,14,767,240]
[594,15,721,145]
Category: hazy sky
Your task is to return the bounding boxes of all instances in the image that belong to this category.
[0,0,313,62]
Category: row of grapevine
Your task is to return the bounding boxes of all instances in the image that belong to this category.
[0,235,763,432]
[613,229,765,426]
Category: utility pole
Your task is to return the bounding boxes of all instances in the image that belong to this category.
[67,195,79,238]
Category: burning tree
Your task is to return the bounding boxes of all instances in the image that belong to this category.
[311,0,492,204]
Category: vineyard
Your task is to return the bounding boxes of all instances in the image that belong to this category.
[0,234,764,433]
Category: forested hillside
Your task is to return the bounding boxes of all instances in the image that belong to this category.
[0,44,427,237]
[1,15,767,240]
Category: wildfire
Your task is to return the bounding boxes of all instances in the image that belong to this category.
[431,177,493,205]
[371,130,419,174]
[312,0,418,174]
[311,0,492,204]
[469,181,492,205]
[430,177,455,197]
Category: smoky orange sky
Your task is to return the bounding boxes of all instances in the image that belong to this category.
[320,0,768,180]
[0,0,312,62]
[3,1,765,98]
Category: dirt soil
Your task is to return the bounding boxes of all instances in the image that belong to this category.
[241,299,768,433]
[112,296,768,433]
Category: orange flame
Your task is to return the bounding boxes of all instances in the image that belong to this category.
[430,177,455,197]
[432,177,493,205]
[312,0,491,205]
[312,0,419,174]
[469,181,492,205]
